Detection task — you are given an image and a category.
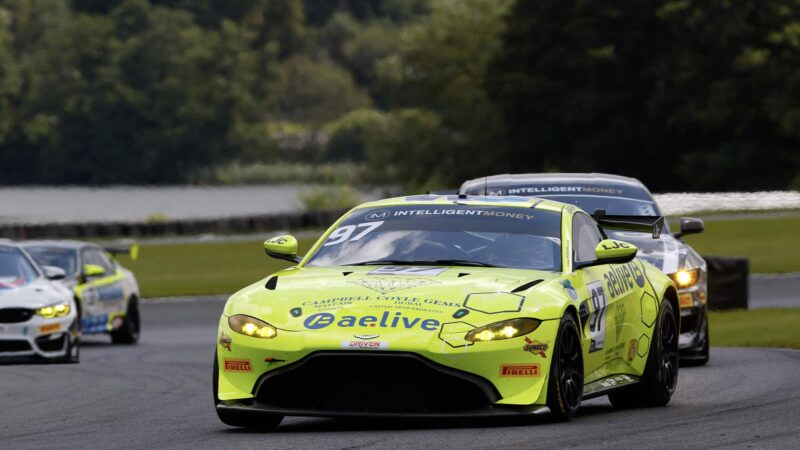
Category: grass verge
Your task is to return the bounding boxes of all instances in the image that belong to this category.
[709,308,800,349]
[682,215,800,273]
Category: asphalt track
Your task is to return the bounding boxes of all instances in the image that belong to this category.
[2,298,799,450]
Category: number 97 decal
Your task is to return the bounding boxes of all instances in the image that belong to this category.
[586,280,607,353]
[323,221,384,246]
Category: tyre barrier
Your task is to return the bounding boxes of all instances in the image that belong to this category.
[702,255,749,310]
[0,209,347,240]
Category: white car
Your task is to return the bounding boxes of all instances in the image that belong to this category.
[0,240,80,363]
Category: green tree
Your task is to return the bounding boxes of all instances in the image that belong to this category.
[488,0,800,191]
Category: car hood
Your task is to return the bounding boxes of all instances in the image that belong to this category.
[607,231,705,274]
[0,279,71,309]
[224,265,570,332]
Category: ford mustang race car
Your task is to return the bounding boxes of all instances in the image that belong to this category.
[460,174,709,364]
[0,240,80,362]
[214,195,680,428]
[22,241,141,344]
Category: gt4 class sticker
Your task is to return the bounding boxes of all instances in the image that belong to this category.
[587,280,607,353]
[323,221,383,246]
[368,266,448,276]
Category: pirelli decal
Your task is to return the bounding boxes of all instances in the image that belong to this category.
[223,358,253,372]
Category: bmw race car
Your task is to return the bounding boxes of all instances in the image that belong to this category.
[22,241,141,344]
[214,195,680,428]
[460,174,709,364]
[0,240,80,363]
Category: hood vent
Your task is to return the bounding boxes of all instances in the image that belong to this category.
[265,276,278,290]
[457,273,470,277]
[511,279,543,293]
[342,271,353,276]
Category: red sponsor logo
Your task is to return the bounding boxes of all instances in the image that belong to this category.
[224,358,253,372]
[500,363,540,377]
[523,337,548,358]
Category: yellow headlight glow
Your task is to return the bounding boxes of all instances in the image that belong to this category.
[36,304,70,319]
[228,314,278,339]
[465,318,540,342]
[670,269,700,288]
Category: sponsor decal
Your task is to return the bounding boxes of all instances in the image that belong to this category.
[560,279,578,301]
[301,293,458,314]
[39,323,61,334]
[368,266,448,276]
[365,210,390,221]
[604,342,625,362]
[341,340,389,350]
[390,208,535,220]
[598,374,635,389]
[223,358,253,372]
[303,311,441,331]
[499,364,541,377]
[614,304,626,340]
[290,307,302,317]
[679,293,693,308]
[347,278,440,295]
[505,186,624,196]
[523,337,548,358]
[587,280,607,352]
[603,261,645,299]
[627,339,638,363]
[264,357,285,366]
[353,334,380,340]
[218,331,232,351]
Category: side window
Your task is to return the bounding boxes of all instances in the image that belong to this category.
[572,213,603,263]
[90,249,115,273]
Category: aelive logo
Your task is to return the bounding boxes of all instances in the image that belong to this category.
[365,210,390,221]
[303,311,440,331]
[304,312,336,329]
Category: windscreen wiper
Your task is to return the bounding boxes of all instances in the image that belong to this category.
[350,259,501,268]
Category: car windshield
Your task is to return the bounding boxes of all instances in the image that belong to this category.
[0,246,40,289]
[305,205,563,271]
[25,246,78,276]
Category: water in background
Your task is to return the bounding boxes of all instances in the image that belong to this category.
[1,186,799,224]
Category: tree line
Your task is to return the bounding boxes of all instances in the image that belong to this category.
[1,0,798,191]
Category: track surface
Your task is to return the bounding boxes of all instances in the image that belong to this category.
[2,299,799,450]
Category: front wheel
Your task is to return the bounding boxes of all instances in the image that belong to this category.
[546,313,584,421]
[111,297,140,344]
[213,351,283,430]
[609,298,679,407]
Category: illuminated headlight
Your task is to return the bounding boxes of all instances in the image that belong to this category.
[669,269,700,288]
[228,315,277,339]
[37,303,71,319]
[465,318,541,342]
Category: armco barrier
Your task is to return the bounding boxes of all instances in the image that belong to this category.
[0,209,347,240]
[703,255,749,310]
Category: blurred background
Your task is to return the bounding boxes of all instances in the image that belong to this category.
[0,1,799,348]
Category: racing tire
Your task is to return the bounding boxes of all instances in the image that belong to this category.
[213,351,283,430]
[546,313,583,421]
[609,298,679,408]
[111,297,140,345]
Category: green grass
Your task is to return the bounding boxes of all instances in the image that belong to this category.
[710,308,800,349]
[682,215,800,273]
[120,238,318,298]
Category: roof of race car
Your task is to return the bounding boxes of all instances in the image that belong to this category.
[352,194,567,213]
[459,173,653,201]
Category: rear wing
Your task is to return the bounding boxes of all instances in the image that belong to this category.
[104,244,139,261]
[592,210,665,239]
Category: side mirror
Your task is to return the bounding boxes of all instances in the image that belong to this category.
[263,235,301,263]
[83,264,106,278]
[675,217,704,238]
[575,239,638,270]
[42,266,66,280]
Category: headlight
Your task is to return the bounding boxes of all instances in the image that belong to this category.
[37,303,70,319]
[669,269,700,288]
[228,315,277,339]
[465,318,541,342]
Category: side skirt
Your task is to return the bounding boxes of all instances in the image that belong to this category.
[583,374,640,400]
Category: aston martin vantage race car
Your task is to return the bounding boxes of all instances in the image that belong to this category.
[0,240,80,362]
[22,241,141,344]
[460,173,709,364]
[214,195,680,428]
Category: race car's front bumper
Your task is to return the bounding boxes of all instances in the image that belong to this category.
[218,351,549,419]
[677,282,708,357]
[0,313,77,360]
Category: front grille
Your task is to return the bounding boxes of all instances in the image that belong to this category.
[0,340,32,353]
[256,352,497,414]
[35,334,66,352]
[0,308,34,324]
